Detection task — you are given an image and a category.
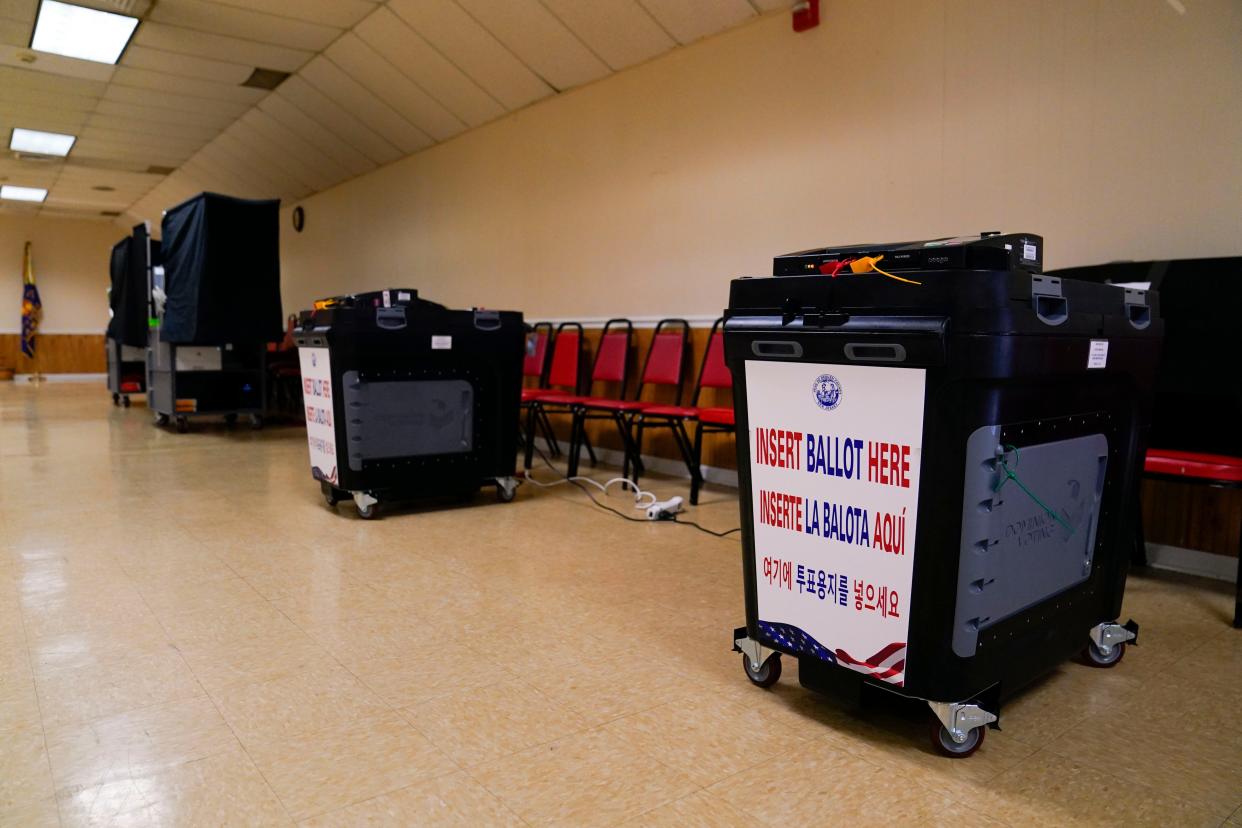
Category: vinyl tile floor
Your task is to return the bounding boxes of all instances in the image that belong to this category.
[1,383,1239,827]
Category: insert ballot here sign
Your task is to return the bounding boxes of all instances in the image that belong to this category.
[298,347,338,486]
[745,360,925,686]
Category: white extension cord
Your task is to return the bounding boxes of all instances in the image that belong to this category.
[523,471,682,520]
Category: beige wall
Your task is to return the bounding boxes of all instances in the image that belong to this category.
[0,212,120,334]
[285,1,1232,317]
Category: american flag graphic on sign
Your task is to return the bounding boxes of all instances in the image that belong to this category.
[758,620,907,687]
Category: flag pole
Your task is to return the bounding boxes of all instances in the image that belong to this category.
[22,241,45,384]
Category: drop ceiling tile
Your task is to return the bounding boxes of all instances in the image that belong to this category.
[0,65,106,97]
[541,0,676,70]
[387,0,553,110]
[178,156,251,200]
[0,17,27,47]
[241,107,351,185]
[354,6,503,128]
[93,99,236,130]
[275,74,402,166]
[111,66,266,104]
[256,93,375,178]
[133,21,313,73]
[102,84,251,118]
[637,0,755,44]
[455,0,610,91]
[194,143,281,199]
[217,121,319,193]
[84,113,218,142]
[0,0,36,24]
[77,125,206,153]
[300,55,430,155]
[200,0,376,29]
[212,130,310,199]
[233,110,340,191]
[71,141,193,167]
[0,108,88,132]
[325,33,464,143]
[121,44,254,84]
[148,0,342,52]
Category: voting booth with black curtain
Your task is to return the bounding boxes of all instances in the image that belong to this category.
[106,223,160,406]
[147,192,282,432]
[160,192,283,346]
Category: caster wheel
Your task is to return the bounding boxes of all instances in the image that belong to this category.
[497,485,516,503]
[1083,640,1125,668]
[324,489,341,508]
[930,718,985,758]
[155,413,169,427]
[250,414,264,430]
[356,502,378,520]
[742,652,782,688]
[112,393,120,406]
[175,416,189,434]
[122,396,131,408]
[224,413,238,429]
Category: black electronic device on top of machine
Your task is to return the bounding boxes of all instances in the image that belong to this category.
[293,289,524,519]
[147,192,283,433]
[106,222,160,408]
[724,231,1162,756]
[774,232,1044,276]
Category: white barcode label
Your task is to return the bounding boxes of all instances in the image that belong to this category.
[397,291,411,302]
[382,289,391,308]
[1022,242,1037,261]
[1087,340,1108,369]
[431,335,452,350]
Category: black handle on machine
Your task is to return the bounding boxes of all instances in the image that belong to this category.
[376,306,407,330]
[474,309,501,331]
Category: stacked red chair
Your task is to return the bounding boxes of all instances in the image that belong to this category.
[637,318,734,503]
[565,319,690,479]
[522,322,586,469]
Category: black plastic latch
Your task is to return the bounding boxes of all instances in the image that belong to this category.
[1031,274,1068,326]
[474,309,501,331]
[376,306,406,330]
[1123,288,1151,330]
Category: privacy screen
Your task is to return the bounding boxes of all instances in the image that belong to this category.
[106,223,159,348]
[160,192,282,346]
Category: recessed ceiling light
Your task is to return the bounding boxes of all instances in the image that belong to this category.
[1,185,48,202]
[31,0,139,65]
[10,127,76,157]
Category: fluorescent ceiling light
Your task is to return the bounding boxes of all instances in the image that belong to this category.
[1,185,49,202]
[31,0,139,65]
[10,127,76,157]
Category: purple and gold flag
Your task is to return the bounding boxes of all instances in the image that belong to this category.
[20,241,41,359]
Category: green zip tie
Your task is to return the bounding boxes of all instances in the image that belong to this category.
[994,444,1075,535]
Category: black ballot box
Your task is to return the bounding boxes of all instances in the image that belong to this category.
[294,289,524,519]
[725,233,1163,755]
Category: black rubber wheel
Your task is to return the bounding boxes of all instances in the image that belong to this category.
[1083,640,1125,668]
[121,395,131,408]
[930,718,985,758]
[155,413,169,426]
[112,393,120,406]
[250,414,264,430]
[175,416,189,434]
[324,489,341,508]
[742,653,782,688]
[497,484,517,503]
[356,501,378,520]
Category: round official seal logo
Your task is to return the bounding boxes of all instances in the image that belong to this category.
[812,374,842,411]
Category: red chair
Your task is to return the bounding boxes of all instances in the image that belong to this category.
[519,322,555,451]
[567,319,690,479]
[522,322,586,468]
[1142,449,1242,627]
[637,318,733,504]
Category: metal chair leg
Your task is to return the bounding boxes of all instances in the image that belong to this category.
[523,403,538,470]
[538,408,561,456]
[690,421,705,505]
[567,408,584,478]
